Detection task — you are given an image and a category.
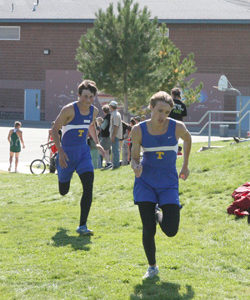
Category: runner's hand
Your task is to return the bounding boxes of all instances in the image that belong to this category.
[96,144,105,157]
[58,148,69,168]
[179,165,190,180]
[131,160,143,178]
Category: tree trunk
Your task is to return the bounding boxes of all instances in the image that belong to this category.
[123,70,129,122]
[123,92,129,122]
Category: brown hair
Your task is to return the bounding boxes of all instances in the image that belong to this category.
[78,80,97,96]
[102,104,110,114]
[14,121,21,128]
[149,91,174,108]
[171,87,181,98]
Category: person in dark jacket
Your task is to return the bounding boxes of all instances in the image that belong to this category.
[169,87,187,155]
[169,88,187,121]
[100,105,112,169]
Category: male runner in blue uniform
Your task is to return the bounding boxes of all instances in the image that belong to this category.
[52,80,105,236]
[131,91,192,279]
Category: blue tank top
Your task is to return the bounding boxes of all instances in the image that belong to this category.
[138,119,178,189]
[61,102,94,147]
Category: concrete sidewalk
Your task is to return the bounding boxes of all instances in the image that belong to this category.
[0,161,33,174]
[0,126,49,174]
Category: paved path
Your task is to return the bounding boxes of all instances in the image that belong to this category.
[0,126,233,174]
[0,127,49,174]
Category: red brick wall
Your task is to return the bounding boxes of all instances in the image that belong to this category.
[0,22,91,81]
[168,23,250,87]
[1,22,249,85]
[0,22,249,120]
[0,22,91,119]
[0,89,24,109]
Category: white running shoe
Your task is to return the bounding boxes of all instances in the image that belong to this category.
[143,266,159,279]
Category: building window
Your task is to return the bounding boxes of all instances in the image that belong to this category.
[0,26,20,40]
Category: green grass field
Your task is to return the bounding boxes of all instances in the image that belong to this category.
[0,141,249,299]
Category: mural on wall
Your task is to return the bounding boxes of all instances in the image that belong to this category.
[45,70,82,121]
[45,70,104,121]
[185,73,225,124]
[45,71,235,128]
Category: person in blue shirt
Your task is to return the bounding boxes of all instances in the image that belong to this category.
[131,91,192,279]
[52,80,105,236]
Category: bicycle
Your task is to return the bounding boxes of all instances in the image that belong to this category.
[30,143,57,174]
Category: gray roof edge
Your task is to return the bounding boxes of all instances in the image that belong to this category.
[0,19,95,23]
[0,19,250,24]
[159,19,250,24]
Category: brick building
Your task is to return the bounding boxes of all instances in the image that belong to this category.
[0,0,249,134]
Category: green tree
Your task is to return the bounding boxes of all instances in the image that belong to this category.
[153,25,203,108]
[76,0,202,120]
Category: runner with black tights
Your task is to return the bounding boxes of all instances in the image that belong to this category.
[131,91,191,279]
[52,80,104,236]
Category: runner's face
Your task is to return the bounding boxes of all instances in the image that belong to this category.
[151,101,172,124]
[79,89,95,106]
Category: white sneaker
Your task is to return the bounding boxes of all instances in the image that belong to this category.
[143,266,159,279]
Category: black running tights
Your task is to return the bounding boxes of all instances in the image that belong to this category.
[138,202,180,266]
[59,172,94,226]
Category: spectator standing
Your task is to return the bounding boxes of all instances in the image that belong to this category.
[169,87,187,121]
[47,121,62,173]
[99,105,112,169]
[109,100,123,170]
[48,121,57,158]
[7,121,25,172]
[121,121,131,166]
[127,118,136,163]
[169,87,187,155]
[135,116,141,124]
[89,122,101,169]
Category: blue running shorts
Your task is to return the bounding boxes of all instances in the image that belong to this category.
[133,177,180,207]
[56,145,93,183]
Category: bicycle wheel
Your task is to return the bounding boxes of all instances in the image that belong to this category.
[30,159,46,174]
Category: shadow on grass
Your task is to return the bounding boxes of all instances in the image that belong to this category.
[234,215,250,224]
[130,278,194,299]
[51,227,92,251]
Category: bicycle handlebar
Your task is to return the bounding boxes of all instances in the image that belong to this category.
[40,143,55,153]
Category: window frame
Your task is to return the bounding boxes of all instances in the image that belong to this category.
[0,26,20,41]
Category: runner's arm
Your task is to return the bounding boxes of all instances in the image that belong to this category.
[52,106,73,168]
[19,131,25,148]
[131,124,143,178]
[52,106,73,150]
[176,122,192,180]
[88,107,100,145]
[88,107,105,157]
[7,130,12,143]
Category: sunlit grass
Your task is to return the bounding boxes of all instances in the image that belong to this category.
[0,141,249,299]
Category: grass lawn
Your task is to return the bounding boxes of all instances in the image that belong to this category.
[0,140,249,299]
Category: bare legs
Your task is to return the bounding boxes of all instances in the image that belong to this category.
[8,152,13,171]
[8,152,20,172]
